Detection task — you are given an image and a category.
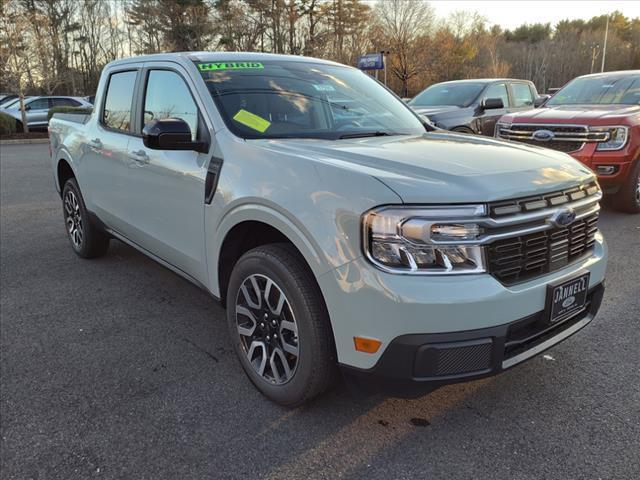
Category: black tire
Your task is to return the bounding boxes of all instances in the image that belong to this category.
[62,178,110,258]
[226,243,337,406]
[612,160,640,214]
[15,121,23,133]
[452,126,475,135]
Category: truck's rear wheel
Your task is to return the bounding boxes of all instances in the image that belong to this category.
[612,160,640,213]
[226,244,336,406]
[62,178,110,258]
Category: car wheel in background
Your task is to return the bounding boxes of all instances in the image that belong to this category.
[452,126,475,134]
[613,160,640,214]
[62,178,110,257]
[226,244,337,406]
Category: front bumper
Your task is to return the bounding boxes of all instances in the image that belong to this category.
[318,233,606,372]
[341,283,604,397]
[569,143,638,193]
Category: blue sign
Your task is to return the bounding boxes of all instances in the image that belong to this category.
[357,53,384,70]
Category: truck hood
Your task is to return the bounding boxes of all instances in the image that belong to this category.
[502,104,640,123]
[251,132,595,203]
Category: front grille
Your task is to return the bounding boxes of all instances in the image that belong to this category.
[509,138,582,153]
[487,212,599,285]
[496,123,609,153]
[489,182,600,216]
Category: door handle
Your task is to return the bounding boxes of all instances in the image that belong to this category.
[88,138,102,148]
[128,149,149,164]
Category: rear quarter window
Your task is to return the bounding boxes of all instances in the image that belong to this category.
[102,71,137,131]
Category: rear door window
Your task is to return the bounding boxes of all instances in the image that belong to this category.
[28,98,50,110]
[102,70,137,131]
[52,98,81,107]
[484,83,510,107]
[511,83,534,107]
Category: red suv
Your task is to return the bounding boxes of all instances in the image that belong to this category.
[496,70,640,213]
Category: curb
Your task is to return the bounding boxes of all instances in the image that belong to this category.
[0,138,49,145]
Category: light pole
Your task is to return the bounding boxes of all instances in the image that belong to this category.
[601,14,609,72]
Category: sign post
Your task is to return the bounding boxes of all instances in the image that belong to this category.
[380,50,390,86]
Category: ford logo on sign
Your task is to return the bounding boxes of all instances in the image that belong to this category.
[549,207,577,228]
[532,129,555,142]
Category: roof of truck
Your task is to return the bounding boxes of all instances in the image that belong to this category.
[576,70,640,79]
[106,52,346,69]
[432,78,534,84]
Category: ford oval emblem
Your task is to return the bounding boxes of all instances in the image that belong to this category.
[550,207,577,228]
[532,129,555,142]
[562,296,576,308]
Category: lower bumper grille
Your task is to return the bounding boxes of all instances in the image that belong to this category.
[488,213,599,285]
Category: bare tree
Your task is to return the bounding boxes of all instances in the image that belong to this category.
[1,0,31,132]
[373,0,435,96]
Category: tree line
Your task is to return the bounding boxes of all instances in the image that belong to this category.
[1,0,639,100]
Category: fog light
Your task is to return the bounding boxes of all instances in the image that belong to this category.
[354,336,382,354]
[596,165,617,175]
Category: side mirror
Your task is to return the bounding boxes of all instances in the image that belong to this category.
[534,95,550,108]
[142,118,207,152]
[420,114,437,131]
[481,98,504,110]
[24,104,31,111]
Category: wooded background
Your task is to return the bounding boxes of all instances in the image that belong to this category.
[1,0,639,99]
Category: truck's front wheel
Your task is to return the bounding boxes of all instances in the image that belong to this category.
[226,244,337,406]
[62,179,110,257]
[613,160,640,213]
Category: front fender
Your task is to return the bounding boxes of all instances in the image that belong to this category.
[206,201,330,298]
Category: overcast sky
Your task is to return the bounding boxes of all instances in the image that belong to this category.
[428,0,640,30]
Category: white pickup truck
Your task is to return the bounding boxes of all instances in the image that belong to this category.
[49,53,607,405]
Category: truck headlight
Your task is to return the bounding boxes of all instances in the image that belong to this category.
[362,206,486,274]
[592,126,629,151]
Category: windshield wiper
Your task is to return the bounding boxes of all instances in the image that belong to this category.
[338,131,397,139]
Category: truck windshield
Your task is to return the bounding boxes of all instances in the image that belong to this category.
[197,60,425,140]
[409,82,485,107]
[547,74,640,106]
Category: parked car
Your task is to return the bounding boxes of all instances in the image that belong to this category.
[49,53,606,406]
[2,96,92,131]
[0,96,29,109]
[408,79,547,136]
[496,70,640,213]
[0,94,19,106]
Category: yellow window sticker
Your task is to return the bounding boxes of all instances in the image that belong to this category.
[233,109,271,133]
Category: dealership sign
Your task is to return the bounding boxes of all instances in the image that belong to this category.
[357,53,384,70]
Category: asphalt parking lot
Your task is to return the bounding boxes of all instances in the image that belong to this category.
[1,143,639,480]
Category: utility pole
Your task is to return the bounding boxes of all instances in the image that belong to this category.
[601,14,609,72]
[590,43,600,73]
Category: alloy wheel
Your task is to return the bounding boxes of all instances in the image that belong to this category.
[235,274,299,384]
[64,190,83,249]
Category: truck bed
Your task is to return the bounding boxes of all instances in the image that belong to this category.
[51,112,91,125]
